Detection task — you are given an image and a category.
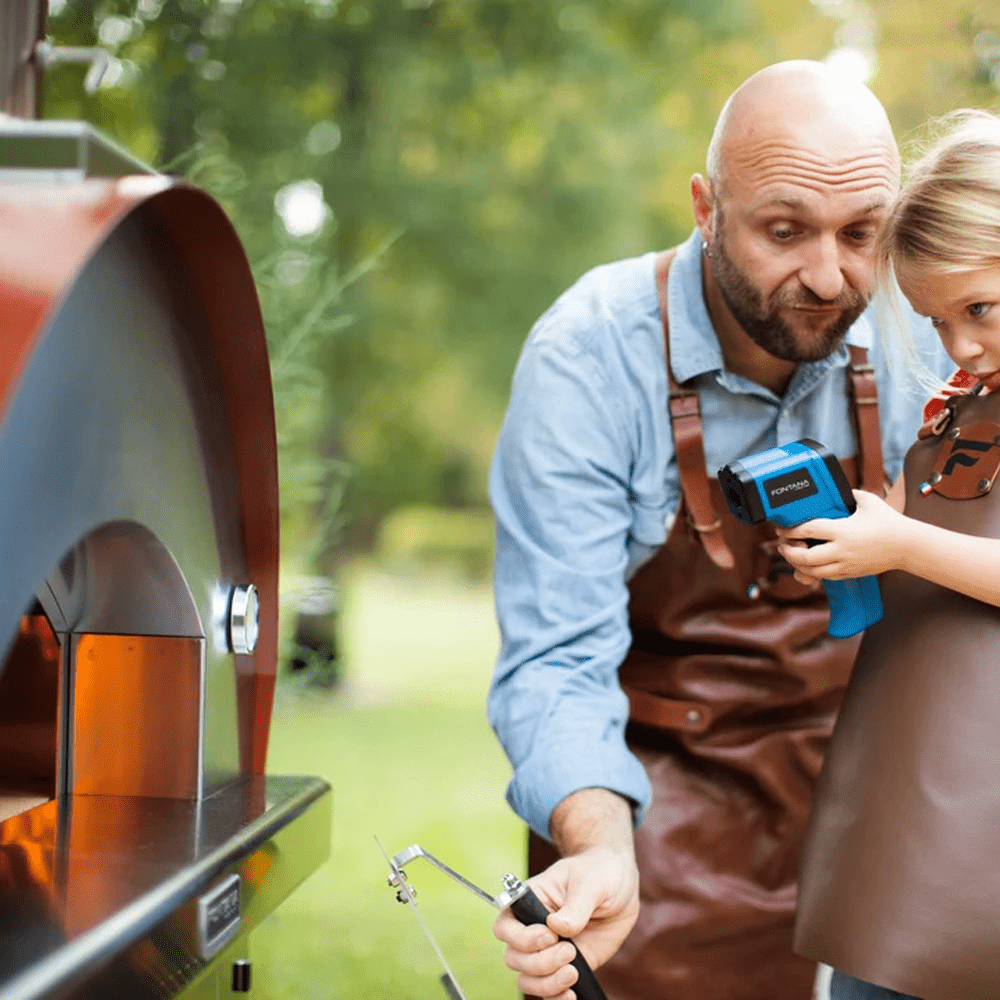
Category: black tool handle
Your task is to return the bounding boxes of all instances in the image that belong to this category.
[509,886,608,1000]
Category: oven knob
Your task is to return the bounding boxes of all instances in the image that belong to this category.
[228,584,260,655]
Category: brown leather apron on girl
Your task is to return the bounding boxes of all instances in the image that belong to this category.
[795,387,1000,1000]
[528,250,887,1000]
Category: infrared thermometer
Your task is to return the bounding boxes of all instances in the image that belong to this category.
[718,438,883,638]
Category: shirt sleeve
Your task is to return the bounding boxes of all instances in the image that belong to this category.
[487,332,652,841]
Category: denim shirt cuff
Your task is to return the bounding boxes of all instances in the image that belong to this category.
[507,740,652,841]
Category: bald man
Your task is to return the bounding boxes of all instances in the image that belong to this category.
[487,61,952,1000]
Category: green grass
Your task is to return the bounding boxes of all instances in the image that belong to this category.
[252,563,523,999]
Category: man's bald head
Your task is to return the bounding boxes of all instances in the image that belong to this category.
[705,60,898,195]
[690,61,902,384]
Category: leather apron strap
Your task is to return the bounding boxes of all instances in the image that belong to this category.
[654,249,735,570]
[846,344,887,496]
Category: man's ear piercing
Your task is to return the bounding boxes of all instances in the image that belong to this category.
[703,243,714,259]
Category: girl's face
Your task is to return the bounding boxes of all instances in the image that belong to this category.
[898,262,1000,392]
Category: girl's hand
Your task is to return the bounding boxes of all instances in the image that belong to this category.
[775,489,911,583]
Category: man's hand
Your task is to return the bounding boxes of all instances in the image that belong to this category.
[493,789,639,999]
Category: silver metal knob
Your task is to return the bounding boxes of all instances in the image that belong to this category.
[228,584,260,655]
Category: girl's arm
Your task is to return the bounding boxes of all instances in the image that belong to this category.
[776,479,1000,609]
[884,472,906,513]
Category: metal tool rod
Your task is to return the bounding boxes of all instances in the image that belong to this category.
[390,845,500,908]
[377,838,468,1000]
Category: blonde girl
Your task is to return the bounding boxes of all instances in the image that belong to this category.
[779,110,1000,1000]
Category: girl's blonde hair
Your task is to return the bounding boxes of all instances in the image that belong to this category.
[878,109,1000,278]
[877,110,1000,387]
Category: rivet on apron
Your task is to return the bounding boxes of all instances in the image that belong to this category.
[747,583,761,599]
[919,471,942,496]
[978,478,992,492]
[948,427,961,440]
[686,709,701,725]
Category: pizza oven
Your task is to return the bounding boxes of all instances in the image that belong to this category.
[0,113,332,998]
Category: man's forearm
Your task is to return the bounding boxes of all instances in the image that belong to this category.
[550,787,636,859]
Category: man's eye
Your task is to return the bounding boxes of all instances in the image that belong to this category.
[969,302,992,318]
[846,229,874,243]
[771,227,797,240]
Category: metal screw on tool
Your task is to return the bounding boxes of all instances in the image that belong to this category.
[231,959,251,992]
[228,584,260,655]
[501,873,523,895]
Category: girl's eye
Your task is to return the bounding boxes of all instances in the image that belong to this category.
[930,316,944,328]
[969,302,992,318]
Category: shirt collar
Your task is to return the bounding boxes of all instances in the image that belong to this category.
[665,228,874,389]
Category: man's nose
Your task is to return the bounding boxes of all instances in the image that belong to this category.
[798,236,845,302]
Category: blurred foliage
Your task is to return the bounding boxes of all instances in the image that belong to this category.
[42,0,767,560]
[376,505,496,581]
[41,0,1000,569]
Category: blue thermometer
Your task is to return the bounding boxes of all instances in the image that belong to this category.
[718,438,883,638]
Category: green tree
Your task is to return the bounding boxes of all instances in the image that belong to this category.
[43,0,809,559]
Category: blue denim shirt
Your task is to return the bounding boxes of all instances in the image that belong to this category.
[487,229,952,840]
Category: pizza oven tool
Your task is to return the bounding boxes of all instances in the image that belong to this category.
[378,839,608,1000]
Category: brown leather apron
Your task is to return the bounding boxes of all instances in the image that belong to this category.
[528,250,887,1000]
[795,388,1000,1000]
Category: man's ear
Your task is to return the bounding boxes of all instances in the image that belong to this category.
[691,174,714,245]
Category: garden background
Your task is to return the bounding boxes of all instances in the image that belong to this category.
[40,1,1000,995]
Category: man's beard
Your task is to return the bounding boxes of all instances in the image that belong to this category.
[711,237,869,363]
